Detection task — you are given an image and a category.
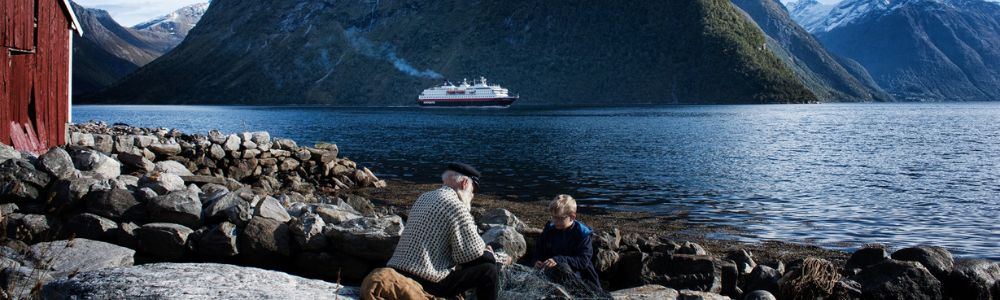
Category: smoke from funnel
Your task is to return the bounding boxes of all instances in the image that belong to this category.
[345,27,443,79]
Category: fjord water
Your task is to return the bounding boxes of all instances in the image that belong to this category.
[75,103,1000,259]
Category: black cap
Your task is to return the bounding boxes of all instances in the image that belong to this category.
[447,162,481,192]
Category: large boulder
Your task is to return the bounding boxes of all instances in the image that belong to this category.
[853,259,942,300]
[726,249,756,275]
[290,212,327,250]
[138,223,193,260]
[480,208,528,230]
[481,225,527,262]
[197,222,239,259]
[49,177,101,211]
[324,215,403,261]
[153,160,194,176]
[744,264,782,295]
[37,147,76,179]
[28,239,134,279]
[2,265,54,299]
[643,253,720,292]
[255,197,291,223]
[313,203,362,225]
[202,188,253,226]
[139,172,186,195]
[610,284,679,299]
[892,246,954,279]
[239,217,292,265]
[943,259,1000,300]
[117,152,154,172]
[344,194,376,216]
[147,143,182,156]
[70,149,120,179]
[3,213,59,243]
[84,189,142,221]
[146,192,202,228]
[42,263,360,299]
[845,247,889,272]
[0,143,18,163]
[67,213,118,241]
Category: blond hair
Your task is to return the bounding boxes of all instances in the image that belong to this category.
[549,194,577,216]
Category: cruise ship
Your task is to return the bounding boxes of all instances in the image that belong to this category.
[417,77,519,107]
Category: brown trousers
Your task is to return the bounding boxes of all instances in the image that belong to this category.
[360,268,448,300]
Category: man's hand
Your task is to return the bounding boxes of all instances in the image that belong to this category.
[534,258,557,269]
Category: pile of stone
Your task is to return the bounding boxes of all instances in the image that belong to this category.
[588,229,1000,300]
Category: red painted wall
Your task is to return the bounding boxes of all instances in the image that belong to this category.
[1,0,74,146]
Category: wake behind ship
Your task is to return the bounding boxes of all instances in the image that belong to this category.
[417,77,519,107]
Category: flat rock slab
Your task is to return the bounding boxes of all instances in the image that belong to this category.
[43,263,360,299]
[29,239,135,279]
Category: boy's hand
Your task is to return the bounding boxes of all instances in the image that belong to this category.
[535,258,557,269]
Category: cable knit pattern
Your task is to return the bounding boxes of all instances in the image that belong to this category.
[388,186,486,282]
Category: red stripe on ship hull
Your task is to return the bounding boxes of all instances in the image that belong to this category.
[417,98,517,102]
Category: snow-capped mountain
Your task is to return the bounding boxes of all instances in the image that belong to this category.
[785,0,835,32]
[814,0,1000,101]
[133,2,209,37]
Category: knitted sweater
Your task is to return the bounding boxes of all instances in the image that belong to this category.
[387,186,486,282]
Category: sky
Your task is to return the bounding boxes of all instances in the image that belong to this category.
[72,0,207,27]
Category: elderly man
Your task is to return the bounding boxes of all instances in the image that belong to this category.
[387,162,501,300]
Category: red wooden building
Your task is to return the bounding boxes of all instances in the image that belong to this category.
[1,0,82,152]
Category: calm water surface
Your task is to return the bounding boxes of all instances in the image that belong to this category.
[75,103,1000,259]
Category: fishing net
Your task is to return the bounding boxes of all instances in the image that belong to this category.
[778,257,842,300]
[496,264,611,300]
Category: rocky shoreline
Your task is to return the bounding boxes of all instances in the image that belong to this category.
[1,122,997,299]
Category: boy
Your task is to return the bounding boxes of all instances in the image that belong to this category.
[533,194,607,297]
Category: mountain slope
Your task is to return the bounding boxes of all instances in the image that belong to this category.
[71,2,207,96]
[90,0,816,105]
[733,0,891,101]
[813,0,1000,101]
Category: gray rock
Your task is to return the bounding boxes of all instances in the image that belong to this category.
[29,239,134,279]
[892,246,954,279]
[2,158,51,191]
[611,284,679,299]
[325,215,403,261]
[207,130,227,144]
[943,259,1000,300]
[147,192,202,228]
[198,222,239,259]
[223,134,241,151]
[133,135,157,148]
[0,203,18,215]
[50,177,101,210]
[678,290,731,300]
[70,132,95,147]
[209,144,226,160]
[743,290,776,300]
[38,147,76,179]
[678,241,708,256]
[117,152,154,172]
[279,158,300,171]
[344,194,376,217]
[113,222,140,249]
[85,189,141,221]
[148,143,182,156]
[138,223,193,260]
[596,248,620,273]
[846,247,889,271]
[135,187,158,202]
[480,208,528,230]
[274,138,297,149]
[202,189,252,226]
[71,149,120,179]
[109,175,139,190]
[242,140,258,150]
[251,131,271,145]
[68,213,118,241]
[855,259,942,300]
[42,263,360,299]
[314,204,362,225]
[154,160,194,176]
[113,135,134,153]
[290,212,328,250]
[745,265,781,295]
[0,143,19,163]
[140,172,186,195]
[92,134,114,154]
[644,253,720,293]
[239,217,291,265]
[481,225,527,262]
[256,197,291,223]
[3,265,54,299]
[4,214,58,243]
[727,249,757,275]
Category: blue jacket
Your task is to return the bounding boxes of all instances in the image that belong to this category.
[533,220,601,288]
